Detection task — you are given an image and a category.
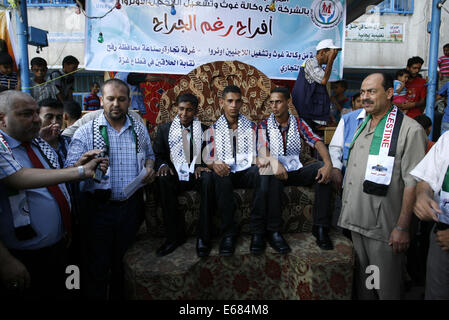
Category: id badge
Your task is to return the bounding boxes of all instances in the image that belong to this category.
[235,153,252,172]
[8,191,31,228]
[365,155,394,185]
[278,155,302,172]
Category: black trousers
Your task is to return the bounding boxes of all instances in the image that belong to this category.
[253,161,332,233]
[157,170,215,242]
[2,239,68,300]
[212,165,263,237]
[84,190,144,300]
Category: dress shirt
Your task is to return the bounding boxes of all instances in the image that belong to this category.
[65,113,155,200]
[0,130,65,250]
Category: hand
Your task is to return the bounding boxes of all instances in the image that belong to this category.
[157,165,174,177]
[328,49,339,62]
[256,157,270,168]
[436,229,449,251]
[0,254,30,292]
[74,149,105,167]
[316,164,332,184]
[272,160,288,180]
[212,161,230,177]
[388,228,410,253]
[330,168,343,192]
[83,157,108,179]
[414,192,440,222]
[39,123,61,141]
[194,166,211,179]
[142,167,156,184]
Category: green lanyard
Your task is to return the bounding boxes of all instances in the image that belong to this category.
[443,166,449,193]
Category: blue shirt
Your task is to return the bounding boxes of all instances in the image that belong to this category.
[0,130,65,250]
[65,113,155,200]
[437,82,449,123]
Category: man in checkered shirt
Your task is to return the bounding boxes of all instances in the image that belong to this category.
[65,79,156,300]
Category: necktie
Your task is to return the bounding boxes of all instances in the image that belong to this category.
[184,127,194,164]
[279,125,287,155]
[23,143,72,238]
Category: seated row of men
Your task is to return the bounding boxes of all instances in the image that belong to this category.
[154,85,334,258]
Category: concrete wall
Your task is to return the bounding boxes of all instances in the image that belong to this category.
[27,6,85,69]
[344,1,432,72]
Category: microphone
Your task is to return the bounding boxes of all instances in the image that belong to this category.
[93,146,109,183]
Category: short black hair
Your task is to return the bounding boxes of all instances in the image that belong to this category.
[395,68,411,79]
[90,81,100,88]
[101,78,130,97]
[414,114,432,131]
[443,43,449,50]
[63,100,82,121]
[379,73,394,91]
[0,52,13,66]
[332,80,348,90]
[271,87,290,100]
[176,93,199,109]
[222,85,241,98]
[30,57,47,68]
[62,55,79,66]
[407,56,424,67]
[37,98,63,112]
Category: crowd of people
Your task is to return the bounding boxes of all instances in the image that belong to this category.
[0,38,448,301]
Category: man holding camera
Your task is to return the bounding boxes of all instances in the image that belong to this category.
[66,79,156,300]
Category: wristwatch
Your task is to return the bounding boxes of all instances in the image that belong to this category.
[77,165,85,179]
[395,225,408,232]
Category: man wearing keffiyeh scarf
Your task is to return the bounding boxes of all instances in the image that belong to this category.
[153,93,214,258]
[256,87,334,254]
[204,85,264,257]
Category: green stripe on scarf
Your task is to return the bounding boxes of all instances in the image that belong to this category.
[443,166,449,192]
[348,106,394,160]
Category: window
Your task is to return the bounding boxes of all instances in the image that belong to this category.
[26,0,76,7]
[370,0,414,15]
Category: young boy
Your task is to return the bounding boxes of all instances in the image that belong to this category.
[330,80,352,120]
[438,43,449,90]
[393,69,410,110]
[0,52,19,90]
[49,55,79,102]
[29,57,59,102]
[83,82,101,111]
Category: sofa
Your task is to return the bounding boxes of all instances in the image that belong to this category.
[123,61,354,300]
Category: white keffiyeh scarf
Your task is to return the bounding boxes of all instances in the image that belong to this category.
[267,113,303,172]
[168,115,202,165]
[214,114,254,170]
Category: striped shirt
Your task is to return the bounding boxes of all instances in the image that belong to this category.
[0,72,18,90]
[65,113,155,200]
[438,56,449,76]
[0,145,22,179]
[257,115,322,151]
[30,78,59,102]
[83,93,101,111]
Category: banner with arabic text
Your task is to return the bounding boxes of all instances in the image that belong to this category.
[85,0,346,80]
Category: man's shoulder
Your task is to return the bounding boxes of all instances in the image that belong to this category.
[401,113,425,134]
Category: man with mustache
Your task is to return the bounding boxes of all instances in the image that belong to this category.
[65,78,156,300]
[0,90,107,299]
[338,73,427,299]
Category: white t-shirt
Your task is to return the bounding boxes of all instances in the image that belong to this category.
[410,131,449,194]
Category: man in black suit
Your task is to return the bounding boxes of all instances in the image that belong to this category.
[153,93,214,257]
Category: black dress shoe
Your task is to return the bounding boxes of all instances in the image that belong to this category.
[267,231,291,254]
[312,226,333,250]
[219,236,236,256]
[196,238,211,257]
[250,234,266,255]
[156,238,186,257]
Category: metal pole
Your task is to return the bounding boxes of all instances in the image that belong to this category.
[426,0,442,140]
[15,0,30,93]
